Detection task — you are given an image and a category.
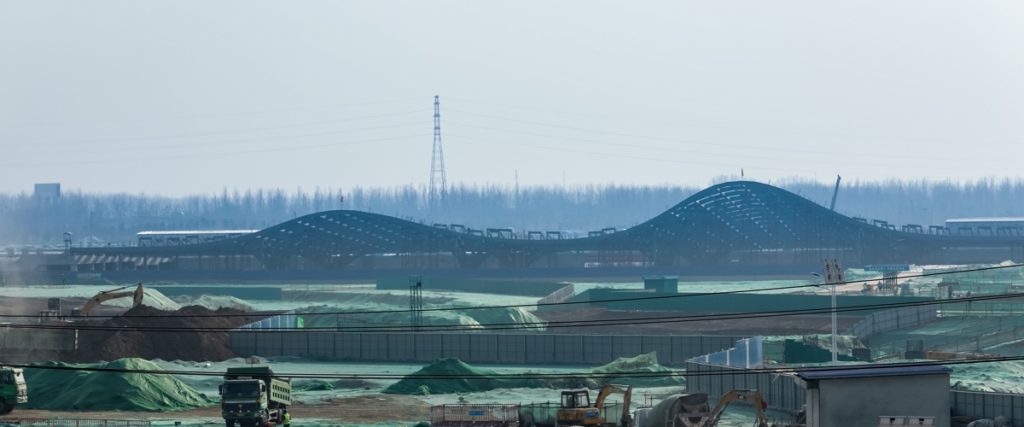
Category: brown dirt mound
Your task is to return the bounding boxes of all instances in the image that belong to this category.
[68,305,268,362]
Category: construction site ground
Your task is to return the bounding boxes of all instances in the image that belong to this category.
[1,269,1017,426]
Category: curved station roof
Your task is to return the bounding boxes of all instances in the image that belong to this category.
[74,181,1024,269]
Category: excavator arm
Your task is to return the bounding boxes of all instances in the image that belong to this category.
[593,384,634,427]
[79,283,145,316]
[594,384,620,409]
[701,390,768,427]
[620,385,634,427]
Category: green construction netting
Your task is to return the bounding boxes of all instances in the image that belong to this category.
[589,352,684,387]
[298,304,546,331]
[384,352,681,395]
[383,358,546,394]
[24,358,214,411]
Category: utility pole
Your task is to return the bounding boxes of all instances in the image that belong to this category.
[429,95,447,205]
[409,275,423,331]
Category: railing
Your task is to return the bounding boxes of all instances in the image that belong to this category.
[432,404,520,424]
[537,283,575,306]
[45,419,151,427]
[235,312,297,330]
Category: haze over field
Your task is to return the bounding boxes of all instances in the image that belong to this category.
[2,1,1023,195]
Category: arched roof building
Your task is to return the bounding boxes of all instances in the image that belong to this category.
[72,181,1024,274]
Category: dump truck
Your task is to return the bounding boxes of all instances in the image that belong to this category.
[220,366,291,427]
[0,366,27,414]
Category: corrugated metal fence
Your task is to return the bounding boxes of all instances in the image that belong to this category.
[850,305,938,341]
[683,361,805,414]
[951,391,1024,427]
[229,331,741,366]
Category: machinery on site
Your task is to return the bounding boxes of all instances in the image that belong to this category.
[642,390,769,427]
[74,283,145,316]
[220,366,291,427]
[0,366,27,414]
[558,384,633,427]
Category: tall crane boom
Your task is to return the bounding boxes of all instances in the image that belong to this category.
[829,175,842,211]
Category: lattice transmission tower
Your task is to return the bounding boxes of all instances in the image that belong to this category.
[429,95,447,203]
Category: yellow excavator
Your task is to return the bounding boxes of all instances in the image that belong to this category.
[558,383,633,427]
[76,283,145,316]
[670,389,769,427]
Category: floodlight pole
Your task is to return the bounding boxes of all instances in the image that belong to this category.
[812,267,839,365]
[831,273,838,364]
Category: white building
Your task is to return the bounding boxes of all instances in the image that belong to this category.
[945,218,1024,236]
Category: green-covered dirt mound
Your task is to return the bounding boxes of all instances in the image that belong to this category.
[384,352,681,395]
[25,358,214,411]
[299,305,546,331]
[589,352,683,387]
[384,358,546,394]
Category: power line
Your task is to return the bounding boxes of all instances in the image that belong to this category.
[4,355,1024,380]
[444,96,1020,153]
[447,132,831,176]
[446,122,1007,175]
[3,263,1017,320]
[0,133,425,167]
[0,98,424,128]
[6,110,429,151]
[15,122,423,156]
[9,291,1022,334]
[446,120,1012,171]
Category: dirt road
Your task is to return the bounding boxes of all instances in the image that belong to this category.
[0,395,431,426]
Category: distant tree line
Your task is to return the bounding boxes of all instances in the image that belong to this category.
[1,178,1022,246]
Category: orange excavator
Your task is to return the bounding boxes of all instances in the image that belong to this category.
[666,389,769,427]
[558,383,633,427]
[76,283,145,316]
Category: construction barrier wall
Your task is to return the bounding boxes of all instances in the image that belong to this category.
[566,289,932,314]
[689,337,765,368]
[229,331,742,366]
[683,361,805,414]
[850,305,938,341]
[951,391,1024,427]
[376,277,569,297]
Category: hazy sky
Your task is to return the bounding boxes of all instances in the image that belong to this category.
[1,1,1022,195]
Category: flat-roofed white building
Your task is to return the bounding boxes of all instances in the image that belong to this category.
[945,218,1024,236]
[136,229,258,247]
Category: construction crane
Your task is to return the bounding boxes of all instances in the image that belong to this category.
[77,283,145,316]
[669,389,769,427]
[829,175,842,211]
[558,383,634,426]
